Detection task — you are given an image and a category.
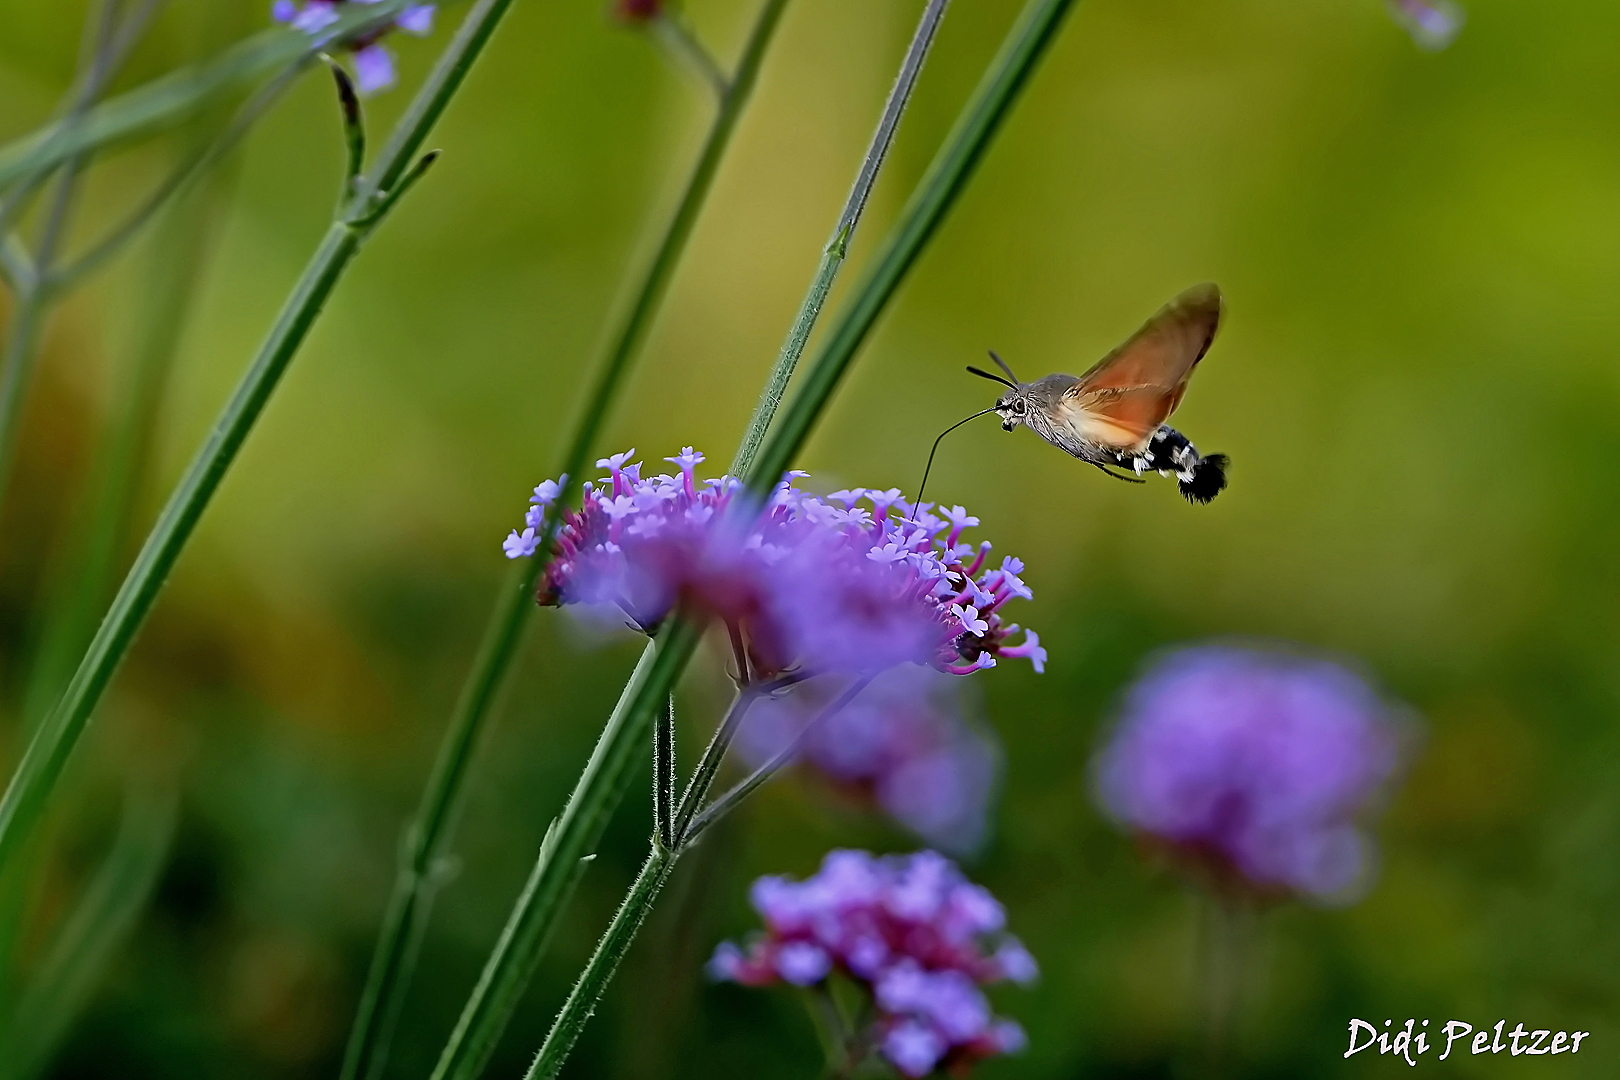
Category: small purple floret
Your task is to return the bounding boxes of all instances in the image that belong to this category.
[502,527,538,559]
[775,941,832,985]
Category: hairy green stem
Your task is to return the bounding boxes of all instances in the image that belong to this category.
[0,0,519,874]
[680,674,871,845]
[524,679,760,1080]
[518,2,1081,1073]
[666,688,759,845]
[427,622,702,1080]
[342,7,793,1080]
[730,0,951,476]
[744,0,1081,495]
[523,845,675,1080]
[653,696,674,852]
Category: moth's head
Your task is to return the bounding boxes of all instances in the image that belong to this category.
[994,391,1030,431]
[967,351,1028,431]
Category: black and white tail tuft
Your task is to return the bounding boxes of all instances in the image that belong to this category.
[1179,453,1228,504]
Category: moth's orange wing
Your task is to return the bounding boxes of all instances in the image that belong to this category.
[1058,283,1223,451]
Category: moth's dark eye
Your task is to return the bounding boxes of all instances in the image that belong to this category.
[1014,399,1026,414]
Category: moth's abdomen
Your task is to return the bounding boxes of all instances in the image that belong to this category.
[1114,425,1228,504]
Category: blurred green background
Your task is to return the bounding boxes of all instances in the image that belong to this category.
[1,0,1617,1076]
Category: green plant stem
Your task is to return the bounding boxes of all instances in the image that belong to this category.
[665,687,759,844]
[0,0,520,874]
[427,621,702,1080]
[0,294,51,517]
[341,8,792,1080]
[46,54,311,291]
[1,4,418,520]
[730,0,951,476]
[744,0,1080,496]
[523,679,762,1080]
[680,674,870,845]
[649,13,730,99]
[0,0,113,240]
[524,845,675,1080]
[0,234,31,293]
[0,2,418,191]
[0,784,177,1080]
[521,672,864,1080]
[653,695,674,851]
[21,171,224,730]
[517,3,1081,1074]
[0,0,134,518]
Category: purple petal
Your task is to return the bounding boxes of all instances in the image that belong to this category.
[396,3,435,34]
[352,44,396,94]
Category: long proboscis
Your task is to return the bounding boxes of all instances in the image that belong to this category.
[911,405,999,517]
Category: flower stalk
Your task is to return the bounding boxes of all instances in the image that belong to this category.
[0,1,417,191]
[345,7,794,1080]
[427,621,702,1080]
[525,672,835,1080]
[649,13,730,99]
[0,0,518,874]
[743,0,1081,496]
[0,0,139,517]
[507,0,1081,1070]
[680,674,872,845]
[731,0,951,476]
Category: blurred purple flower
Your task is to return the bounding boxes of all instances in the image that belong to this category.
[735,667,1000,853]
[710,850,1033,1077]
[272,0,438,94]
[504,448,1043,682]
[1093,645,1404,899]
[1386,0,1463,49]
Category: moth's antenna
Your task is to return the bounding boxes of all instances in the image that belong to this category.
[965,365,1015,389]
[988,349,1019,383]
[911,406,999,519]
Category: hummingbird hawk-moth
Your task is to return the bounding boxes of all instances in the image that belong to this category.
[919,283,1228,507]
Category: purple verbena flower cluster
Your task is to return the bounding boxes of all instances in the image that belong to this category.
[736,667,999,853]
[503,448,1044,680]
[1093,645,1403,898]
[710,850,1035,1077]
[272,0,436,94]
